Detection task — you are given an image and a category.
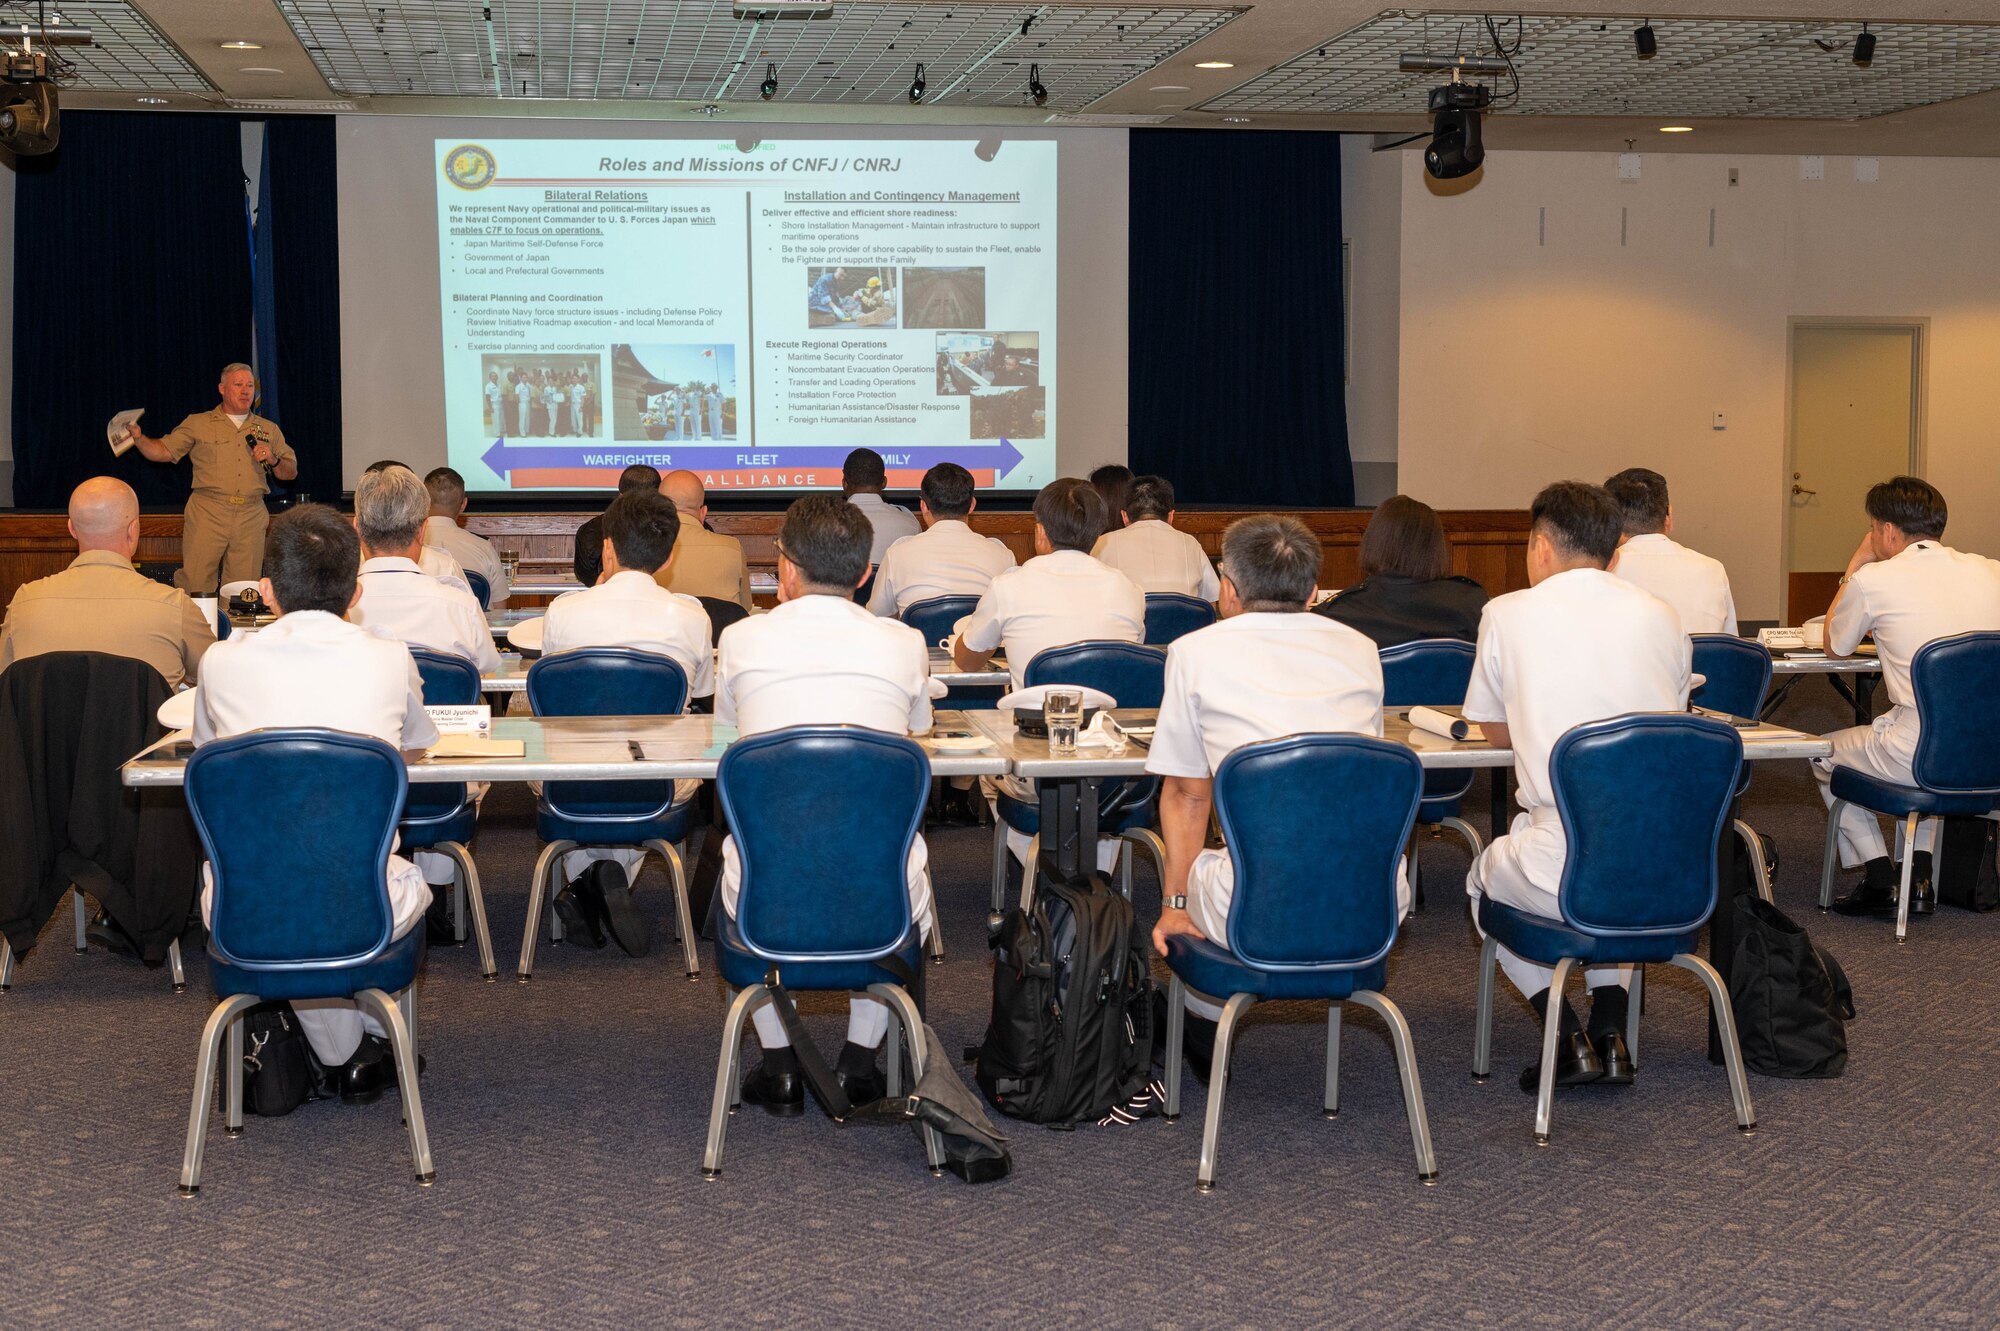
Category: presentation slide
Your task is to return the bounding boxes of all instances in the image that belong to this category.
[435,138,1057,493]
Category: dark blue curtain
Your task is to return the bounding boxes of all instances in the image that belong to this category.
[1127,130,1355,507]
[258,117,343,503]
[12,112,253,508]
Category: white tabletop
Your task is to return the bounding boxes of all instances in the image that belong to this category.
[478,649,1004,694]
[120,710,1010,787]
[928,647,1010,689]
[1769,652,1883,676]
[504,579,583,597]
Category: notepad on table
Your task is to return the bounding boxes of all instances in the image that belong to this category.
[429,735,526,759]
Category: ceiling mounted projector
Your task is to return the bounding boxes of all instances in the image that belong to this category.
[0,79,60,155]
[1424,80,1491,180]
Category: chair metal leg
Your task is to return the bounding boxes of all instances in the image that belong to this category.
[167,938,187,993]
[1471,935,1498,1080]
[1350,990,1439,1183]
[923,894,945,965]
[871,983,946,1173]
[1324,1003,1342,1118]
[704,985,762,1178]
[224,1010,246,1137]
[1020,835,1041,915]
[988,818,1010,915]
[1819,799,1845,909]
[1734,820,1774,904]
[357,988,435,1183]
[1626,965,1644,1070]
[1534,957,1579,1146]
[1668,953,1757,1134]
[178,994,258,1195]
[1440,815,1485,859]
[72,887,88,952]
[438,842,496,980]
[1119,839,1133,900]
[0,937,12,992]
[1196,993,1257,1192]
[884,1000,903,1097]
[451,853,466,941]
[1122,828,1167,902]
[1895,812,1919,943]
[516,839,575,981]
[399,985,418,1063]
[1164,977,1186,1122]
[647,839,700,979]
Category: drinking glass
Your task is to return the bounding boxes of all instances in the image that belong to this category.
[1044,688,1083,756]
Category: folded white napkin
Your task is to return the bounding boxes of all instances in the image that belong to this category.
[1407,705,1472,741]
[996,684,1119,713]
[157,687,198,731]
[505,616,546,651]
[1074,711,1132,750]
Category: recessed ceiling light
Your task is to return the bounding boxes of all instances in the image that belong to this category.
[136,95,168,104]
[1194,61,1234,69]
[1149,84,1190,92]
[1221,116,1252,123]
[239,66,285,74]
[221,40,262,50]
[1659,125,1694,133]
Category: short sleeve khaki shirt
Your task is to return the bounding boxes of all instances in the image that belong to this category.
[160,407,294,497]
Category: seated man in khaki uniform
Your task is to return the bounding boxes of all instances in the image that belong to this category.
[657,469,753,611]
[0,477,215,688]
[124,363,298,594]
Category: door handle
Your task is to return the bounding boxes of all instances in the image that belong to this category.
[1792,484,1817,497]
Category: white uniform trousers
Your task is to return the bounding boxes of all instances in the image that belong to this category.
[201,855,432,1066]
[1467,810,1633,1000]
[982,774,1125,876]
[1813,708,1932,868]
[1177,848,1413,1021]
[721,836,933,1051]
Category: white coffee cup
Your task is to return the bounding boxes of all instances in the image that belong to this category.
[191,596,220,635]
[1802,619,1826,650]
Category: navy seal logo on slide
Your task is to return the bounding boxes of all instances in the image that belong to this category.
[444,144,497,190]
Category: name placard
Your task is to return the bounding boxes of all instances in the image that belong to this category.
[425,704,493,735]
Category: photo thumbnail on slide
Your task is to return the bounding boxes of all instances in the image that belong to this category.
[481,354,603,439]
[903,267,987,330]
[806,266,898,329]
[611,344,737,442]
[439,138,1055,491]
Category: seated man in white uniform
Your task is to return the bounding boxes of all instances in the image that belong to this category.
[1147,514,1396,1080]
[1815,476,2000,916]
[1463,481,1690,1094]
[192,504,439,1104]
[539,488,716,957]
[842,446,921,571]
[955,477,1147,875]
[1091,474,1221,602]
[1603,467,1737,634]
[865,461,1016,617]
[715,495,935,1114]
[422,466,510,607]
[360,460,469,591]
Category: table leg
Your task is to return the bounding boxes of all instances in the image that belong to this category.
[1853,672,1879,726]
[1037,775,1100,893]
[1488,767,1511,844]
[1759,677,1799,722]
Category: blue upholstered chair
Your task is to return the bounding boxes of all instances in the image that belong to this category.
[1471,713,1754,1146]
[901,595,1001,711]
[1378,639,1485,903]
[703,726,944,1177]
[178,730,434,1194]
[991,641,1170,913]
[1162,735,1436,1192]
[1816,630,2000,942]
[1691,634,1776,902]
[519,648,700,980]
[405,650,496,979]
[1144,593,1216,646]
[464,569,492,609]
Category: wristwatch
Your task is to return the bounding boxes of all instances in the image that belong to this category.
[1165,894,1188,910]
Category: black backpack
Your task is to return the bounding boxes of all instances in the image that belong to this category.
[974,870,1156,1127]
[1936,817,2000,911]
[1727,895,1855,1079]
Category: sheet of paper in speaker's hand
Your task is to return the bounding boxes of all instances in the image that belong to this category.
[107,409,143,456]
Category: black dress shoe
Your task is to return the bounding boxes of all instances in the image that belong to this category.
[1830,885,1898,917]
[553,885,608,948]
[1518,1031,1606,1095]
[739,1062,806,1117]
[1593,1030,1636,1086]
[833,1064,889,1107]
[588,860,652,958]
[1909,878,1937,917]
[340,1036,397,1105]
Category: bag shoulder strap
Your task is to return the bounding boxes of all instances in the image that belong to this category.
[765,966,852,1121]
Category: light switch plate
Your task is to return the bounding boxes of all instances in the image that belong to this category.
[1617,152,1642,181]
[1856,157,1880,182]
[1800,155,1825,180]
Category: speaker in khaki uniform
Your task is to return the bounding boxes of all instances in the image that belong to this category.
[124,363,299,594]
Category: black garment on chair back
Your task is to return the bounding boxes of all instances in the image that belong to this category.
[698,596,750,638]
[0,652,200,962]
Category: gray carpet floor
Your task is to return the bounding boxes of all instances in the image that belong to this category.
[4,683,1999,1329]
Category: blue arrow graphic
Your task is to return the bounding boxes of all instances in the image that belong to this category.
[481,436,1024,478]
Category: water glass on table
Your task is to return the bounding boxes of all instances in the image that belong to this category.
[1044,688,1084,756]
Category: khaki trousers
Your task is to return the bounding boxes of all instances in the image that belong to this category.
[176,493,269,594]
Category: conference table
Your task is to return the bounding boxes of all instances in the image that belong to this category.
[472,648,1012,694]
[1766,652,1883,726]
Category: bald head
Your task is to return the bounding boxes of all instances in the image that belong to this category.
[68,477,140,556]
[662,470,707,515]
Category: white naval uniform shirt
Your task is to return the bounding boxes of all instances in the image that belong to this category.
[1611,532,1738,635]
[849,492,923,566]
[423,516,509,607]
[866,518,1017,617]
[414,542,470,594]
[541,569,716,698]
[714,594,935,917]
[191,610,439,930]
[1462,567,1690,893]
[1827,540,2000,761]
[350,556,500,675]
[1091,519,1222,601]
[954,549,1147,690]
[1145,612,1401,922]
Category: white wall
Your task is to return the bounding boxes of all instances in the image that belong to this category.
[1341,136,1401,504]
[1395,149,2000,621]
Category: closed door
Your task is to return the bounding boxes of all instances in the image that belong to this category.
[1786,324,1920,621]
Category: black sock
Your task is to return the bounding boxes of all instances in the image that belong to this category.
[1588,984,1629,1038]
[836,1040,881,1078]
[1862,856,1898,891]
[758,1045,800,1075]
[1529,988,1583,1038]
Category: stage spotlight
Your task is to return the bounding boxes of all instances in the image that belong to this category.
[0,79,58,156]
[1634,22,1657,59]
[1028,63,1047,106]
[759,62,777,99]
[1853,25,1875,67]
[1424,80,1491,180]
[908,63,926,103]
